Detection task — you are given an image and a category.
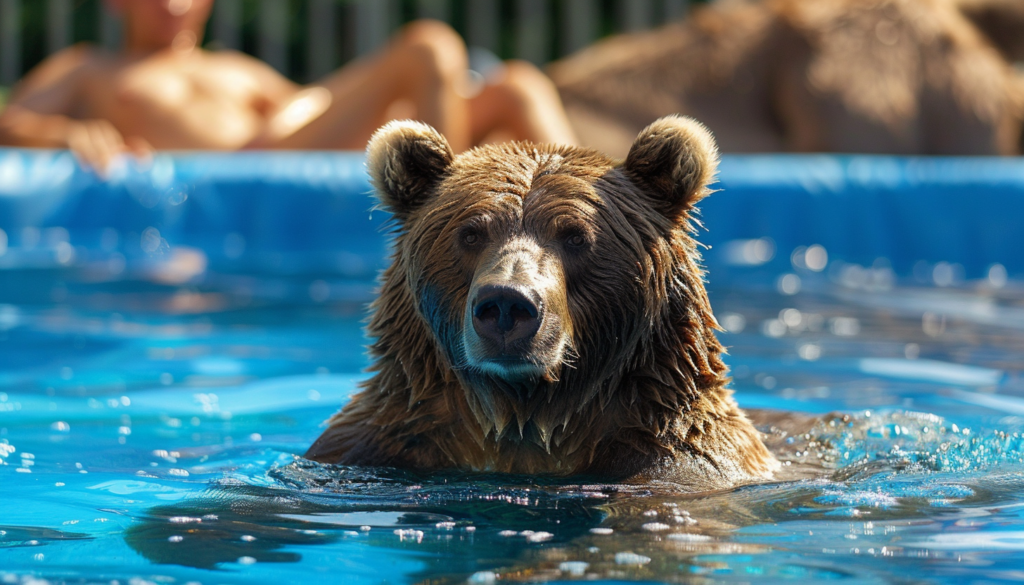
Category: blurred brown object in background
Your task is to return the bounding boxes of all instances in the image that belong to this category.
[550,0,1024,157]
[955,0,1024,63]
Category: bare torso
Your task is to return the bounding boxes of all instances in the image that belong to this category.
[14,44,297,150]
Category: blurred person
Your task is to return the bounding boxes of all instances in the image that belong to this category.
[0,0,576,171]
[549,0,1023,157]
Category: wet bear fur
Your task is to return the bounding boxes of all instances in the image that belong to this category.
[305,116,778,491]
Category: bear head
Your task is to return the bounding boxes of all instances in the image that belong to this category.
[308,116,775,486]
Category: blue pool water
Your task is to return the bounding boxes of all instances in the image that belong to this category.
[1,150,1023,583]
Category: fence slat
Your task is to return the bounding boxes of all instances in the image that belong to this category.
[561,0,598,56]
[258,0,289,74]
[307,0,337,80]
[47,0,72,54]
[0,0,19,86]
[466,0,499,52]
[212,0,242,50]
[516,0,550,65]
[356,0,398,56]
[417,0,451,22]
[100,3,122,50]
[619,0,654,32]
[663,0,689,22]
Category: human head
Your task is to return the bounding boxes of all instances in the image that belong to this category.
[107,0,214,53]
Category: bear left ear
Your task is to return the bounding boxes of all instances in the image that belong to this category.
[366,120,454,220]
[622,115,720,223]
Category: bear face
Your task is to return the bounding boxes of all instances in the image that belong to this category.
[307,116,777,490]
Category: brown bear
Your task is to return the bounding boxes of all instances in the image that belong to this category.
[548,0,1023,158]
[305,116,778,491]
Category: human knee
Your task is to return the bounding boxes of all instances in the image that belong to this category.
[503,60,558,90]
[396,20,467,80]
[495,60,560,102]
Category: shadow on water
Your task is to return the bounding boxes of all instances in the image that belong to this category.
[123,409,1024,582]
[124,462,609,576]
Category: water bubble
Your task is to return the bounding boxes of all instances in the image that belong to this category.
[141,227,162,254]
[830,317,861,337]
[805,244,828,271]
[394,529,424,542]
[798,344,822,361]
[50,422,70,433]
[54,242,75,265]
[762,319,787,338]
[778,274,801,295]
[237,556,257,565]
[614,552,652,565]
[468,572,498,584]
[724,238,775,266]
[904,343,920,359]
[667,533,712,542]
[241,535,257,542]
[719,313,746,333]
[781,308,803,329]
[526,531,553,542]
[589,527,613,535]
[988,264,1008,289]
[641,522,670,532]
[559,561,589,576]
[933,262,955,287]
[168,535,183,543]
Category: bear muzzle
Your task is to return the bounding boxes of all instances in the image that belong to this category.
[461,245,568,380]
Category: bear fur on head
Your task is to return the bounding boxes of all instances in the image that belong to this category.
[306,116,778,491]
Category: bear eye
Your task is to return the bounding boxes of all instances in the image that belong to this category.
[459,227,484,247]
[563,229,589,250]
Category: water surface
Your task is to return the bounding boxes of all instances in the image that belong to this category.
[2,262,1023,584]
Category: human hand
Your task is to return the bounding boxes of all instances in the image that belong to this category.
[66,119,152,174]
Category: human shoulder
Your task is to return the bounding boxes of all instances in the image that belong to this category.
[11,43,115,97]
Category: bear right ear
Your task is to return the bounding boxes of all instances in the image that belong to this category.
[622,115,719,223]
[366,120,454,220]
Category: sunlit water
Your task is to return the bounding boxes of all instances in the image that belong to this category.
[2,261,1023,584]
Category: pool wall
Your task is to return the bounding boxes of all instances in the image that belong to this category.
[0,149,1021,282]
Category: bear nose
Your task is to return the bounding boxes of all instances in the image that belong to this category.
[472,285,541,347]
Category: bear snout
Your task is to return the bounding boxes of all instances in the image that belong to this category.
[471,284,542,350]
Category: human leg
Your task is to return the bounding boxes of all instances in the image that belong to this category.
[469,60,578,146]
[262,20,471,151]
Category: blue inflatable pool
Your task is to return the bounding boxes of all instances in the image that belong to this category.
[1,148,1023,585]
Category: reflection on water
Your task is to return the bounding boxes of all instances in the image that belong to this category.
[1,263,1024,583]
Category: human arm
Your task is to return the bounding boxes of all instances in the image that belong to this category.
[0,45,150,170]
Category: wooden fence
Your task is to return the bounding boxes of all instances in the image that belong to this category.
[0,0,694,86]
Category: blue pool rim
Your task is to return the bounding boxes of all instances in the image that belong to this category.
[0,148,1021,281]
